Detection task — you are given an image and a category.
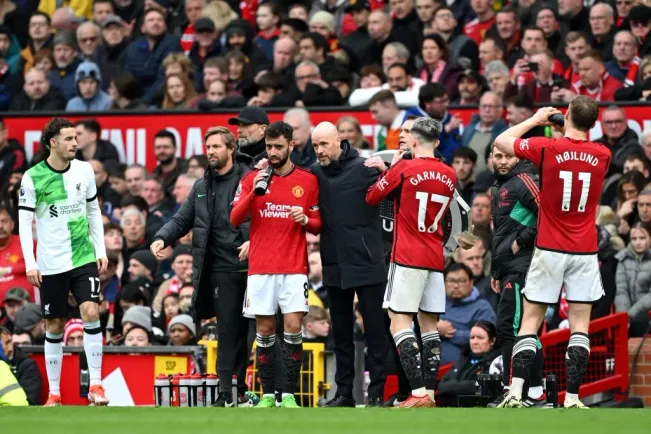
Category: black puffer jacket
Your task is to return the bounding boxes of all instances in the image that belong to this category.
[311,140,386,289]
[490,160,539,280]
[153,153,252,321]
[9,346,42,405]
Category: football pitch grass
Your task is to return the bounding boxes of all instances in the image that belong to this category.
[2,407,650,434]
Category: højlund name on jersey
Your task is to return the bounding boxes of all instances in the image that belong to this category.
[259,202,293,218]
[409,170,455,191]
[555,151,599,166]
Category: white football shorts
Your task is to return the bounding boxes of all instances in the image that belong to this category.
[383,262,445,314]
[244,274,309,316]
[522,248,604,304]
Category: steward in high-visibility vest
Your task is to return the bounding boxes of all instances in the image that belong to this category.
[0,344,28,406]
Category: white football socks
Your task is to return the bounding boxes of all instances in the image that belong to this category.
[44,331,63,395]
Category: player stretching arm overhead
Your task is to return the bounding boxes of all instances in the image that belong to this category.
[366,117,457,408]
[231,121,321,408]
[493,97,612,409]
[18,118,109,407]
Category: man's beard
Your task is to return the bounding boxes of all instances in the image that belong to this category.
[157,154,175,165]
[238,136,256,148]
[270,151,289,168]
[209,155,228,170]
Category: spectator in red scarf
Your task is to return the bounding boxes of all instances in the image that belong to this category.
[563,31,590,87]
[607,30,640,87]
[254,2,280,60]
[417,34,459,99]
[464,0,496,46]
[180,0,202,54]
[493,7,522,68]
[615,0,634,28]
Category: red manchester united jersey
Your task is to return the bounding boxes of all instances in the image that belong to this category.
[514,137,611,254]
[231,166,321,275]
[366,158,457,271]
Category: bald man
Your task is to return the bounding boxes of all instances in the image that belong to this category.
[310,122,388,407]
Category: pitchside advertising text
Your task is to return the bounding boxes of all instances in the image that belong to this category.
[5,105,649,169]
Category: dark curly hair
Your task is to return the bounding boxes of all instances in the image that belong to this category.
[40,117,74,151]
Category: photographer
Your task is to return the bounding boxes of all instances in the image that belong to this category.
[151,127,253,407]
[505,49,565,103]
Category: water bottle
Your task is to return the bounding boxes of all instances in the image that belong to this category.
[179,375,191,407]
[155,375,171,407]
[254,166,273,195]
[205,374,218,406]
[171,374,181,407]
[546,373,558,408]
[190,374,203,407]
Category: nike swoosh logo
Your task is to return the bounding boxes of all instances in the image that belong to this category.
[44,192,53,196]
[197,194,206,198]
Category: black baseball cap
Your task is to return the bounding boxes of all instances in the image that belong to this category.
[630,5,651,23]
[228,106,270,126]
[345,0,371,13]
[195,17,216,33]
[457,69,483,84]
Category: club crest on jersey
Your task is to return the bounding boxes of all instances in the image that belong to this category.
[500,188,508,200]
[519,139,529,151]
[19,187,24,197]
[292,186,304,198]
[76,183,81,195]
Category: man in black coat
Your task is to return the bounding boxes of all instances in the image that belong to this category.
[1,326,42,405]
[488,146,546,408]
[151,127,253,407]
[310,122,388,407]
[228,106,269,163]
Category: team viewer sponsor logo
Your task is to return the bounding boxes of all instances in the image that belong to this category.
[260,203,293,218]
[519,139,529,151]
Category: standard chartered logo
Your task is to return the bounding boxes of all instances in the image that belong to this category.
[49,202,83,218]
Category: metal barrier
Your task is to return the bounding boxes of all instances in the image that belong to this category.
[539,312,630,403]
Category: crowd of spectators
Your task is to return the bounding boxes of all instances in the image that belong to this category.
[1,0,651,406]
[1,0,651,112]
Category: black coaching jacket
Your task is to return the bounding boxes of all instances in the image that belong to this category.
[153,153,252,321]
[490,160,539,281]
[310,140,387,290]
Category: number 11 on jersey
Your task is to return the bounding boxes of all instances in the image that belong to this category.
[415,192,450,233]
[559,170,591,213]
